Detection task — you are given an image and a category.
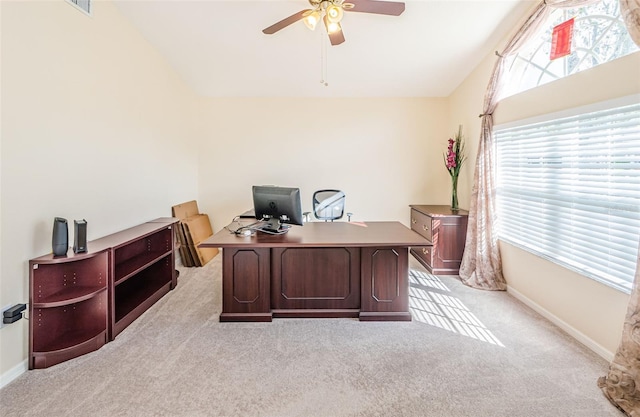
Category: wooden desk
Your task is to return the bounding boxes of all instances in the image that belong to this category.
[199,221,429,322]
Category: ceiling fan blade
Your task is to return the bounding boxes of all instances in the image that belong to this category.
[346,0,405,16]
[262,9,312,34]
[323,15,345,46]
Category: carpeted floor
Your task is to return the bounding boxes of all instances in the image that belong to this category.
[0,254,622,417]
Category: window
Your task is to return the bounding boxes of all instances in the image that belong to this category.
[502,0,638,98]
[495,97,640,293]
[66,0,92,16]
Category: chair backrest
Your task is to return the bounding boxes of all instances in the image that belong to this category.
[313,190,345,221]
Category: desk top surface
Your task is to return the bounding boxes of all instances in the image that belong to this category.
[200,221,429,248]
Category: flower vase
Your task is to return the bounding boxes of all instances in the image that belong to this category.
[451,177,459,211]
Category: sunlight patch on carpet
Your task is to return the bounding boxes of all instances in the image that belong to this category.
[409,268,450,292]
[409,270,504,347]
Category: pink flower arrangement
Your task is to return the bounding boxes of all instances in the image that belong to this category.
[444,125,466,178]
[443,125,466,210]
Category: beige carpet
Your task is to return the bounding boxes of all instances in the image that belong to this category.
[0,253,623,417]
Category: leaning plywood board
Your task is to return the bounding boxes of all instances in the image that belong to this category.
[183,214,212,243]
[182,213,219,266]
[181,221,201,267]
[178,244,195,267]
[172,202,198,266]
[171,200,199,220]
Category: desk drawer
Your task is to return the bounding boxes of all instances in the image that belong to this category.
[410,246,433,271]
[410,209,433,242]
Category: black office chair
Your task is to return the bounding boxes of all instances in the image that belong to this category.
[313,189,346,222]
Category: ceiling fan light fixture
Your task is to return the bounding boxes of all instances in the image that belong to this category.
[303,10,320,30]
[326,21,341,34]
[326,4,344,23]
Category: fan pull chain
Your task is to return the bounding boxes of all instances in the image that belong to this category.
[320,33,328,87]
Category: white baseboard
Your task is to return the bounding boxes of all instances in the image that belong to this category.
[507,285,615,362]
[0,359,27,389]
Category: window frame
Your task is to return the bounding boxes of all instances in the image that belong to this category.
[502,0,638,99]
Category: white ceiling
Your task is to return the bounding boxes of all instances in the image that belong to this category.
[113,0,535,97]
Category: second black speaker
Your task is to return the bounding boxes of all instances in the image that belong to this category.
[73,219,87,253]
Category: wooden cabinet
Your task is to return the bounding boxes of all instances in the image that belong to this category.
[409,205,468,275]
[29,218,177,369]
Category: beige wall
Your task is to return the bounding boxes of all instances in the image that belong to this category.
[0,0,200,379]
[197,97,451,232]
[449,35,639,358]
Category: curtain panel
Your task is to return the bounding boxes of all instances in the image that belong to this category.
[620,0,640,46]
[598,240,640,416]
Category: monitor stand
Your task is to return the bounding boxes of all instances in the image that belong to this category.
[262,218,283,233]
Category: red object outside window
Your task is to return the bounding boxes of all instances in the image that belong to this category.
[550,18,575,60]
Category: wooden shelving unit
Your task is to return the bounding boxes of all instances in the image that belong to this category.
[110,224,174,339]
[29,251,109,369]
[29,218,177,369]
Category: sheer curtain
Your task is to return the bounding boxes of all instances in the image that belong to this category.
[459,0,601,291]
[597,2,640,415]
[598,242,640,415]
[620,0,640,45]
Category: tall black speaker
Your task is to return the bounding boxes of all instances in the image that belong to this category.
[73,219,87,253]
[52,217,68,257]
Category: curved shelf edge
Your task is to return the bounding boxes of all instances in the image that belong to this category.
[31,330,107,369]
[32,287,107,308]
[30,249,108,265]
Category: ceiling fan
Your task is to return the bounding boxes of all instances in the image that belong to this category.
[262,0,406,46]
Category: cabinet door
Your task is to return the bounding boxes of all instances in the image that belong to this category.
[220,248,272,322]
[431,216,467,274]
[360,247,411,321]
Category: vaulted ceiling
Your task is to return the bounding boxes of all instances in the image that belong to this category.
[114,0,535,97]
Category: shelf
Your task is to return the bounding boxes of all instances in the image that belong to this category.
[114,250,171,285]
[113,282,171,337]
[32,330,107,369]
[31,252,108,304]
[33,286,106,308]
[28,247,107,265]
[114,258,172,323]
[32,327,106,354]
[32,290,107,353]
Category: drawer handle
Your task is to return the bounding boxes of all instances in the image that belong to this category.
[422,224,429,231]
[422,247,429,255]
[411,218,416,224]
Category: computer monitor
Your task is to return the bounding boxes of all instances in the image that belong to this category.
[252,185,303,233]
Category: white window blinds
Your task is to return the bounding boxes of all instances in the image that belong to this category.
[495,97,640,293]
